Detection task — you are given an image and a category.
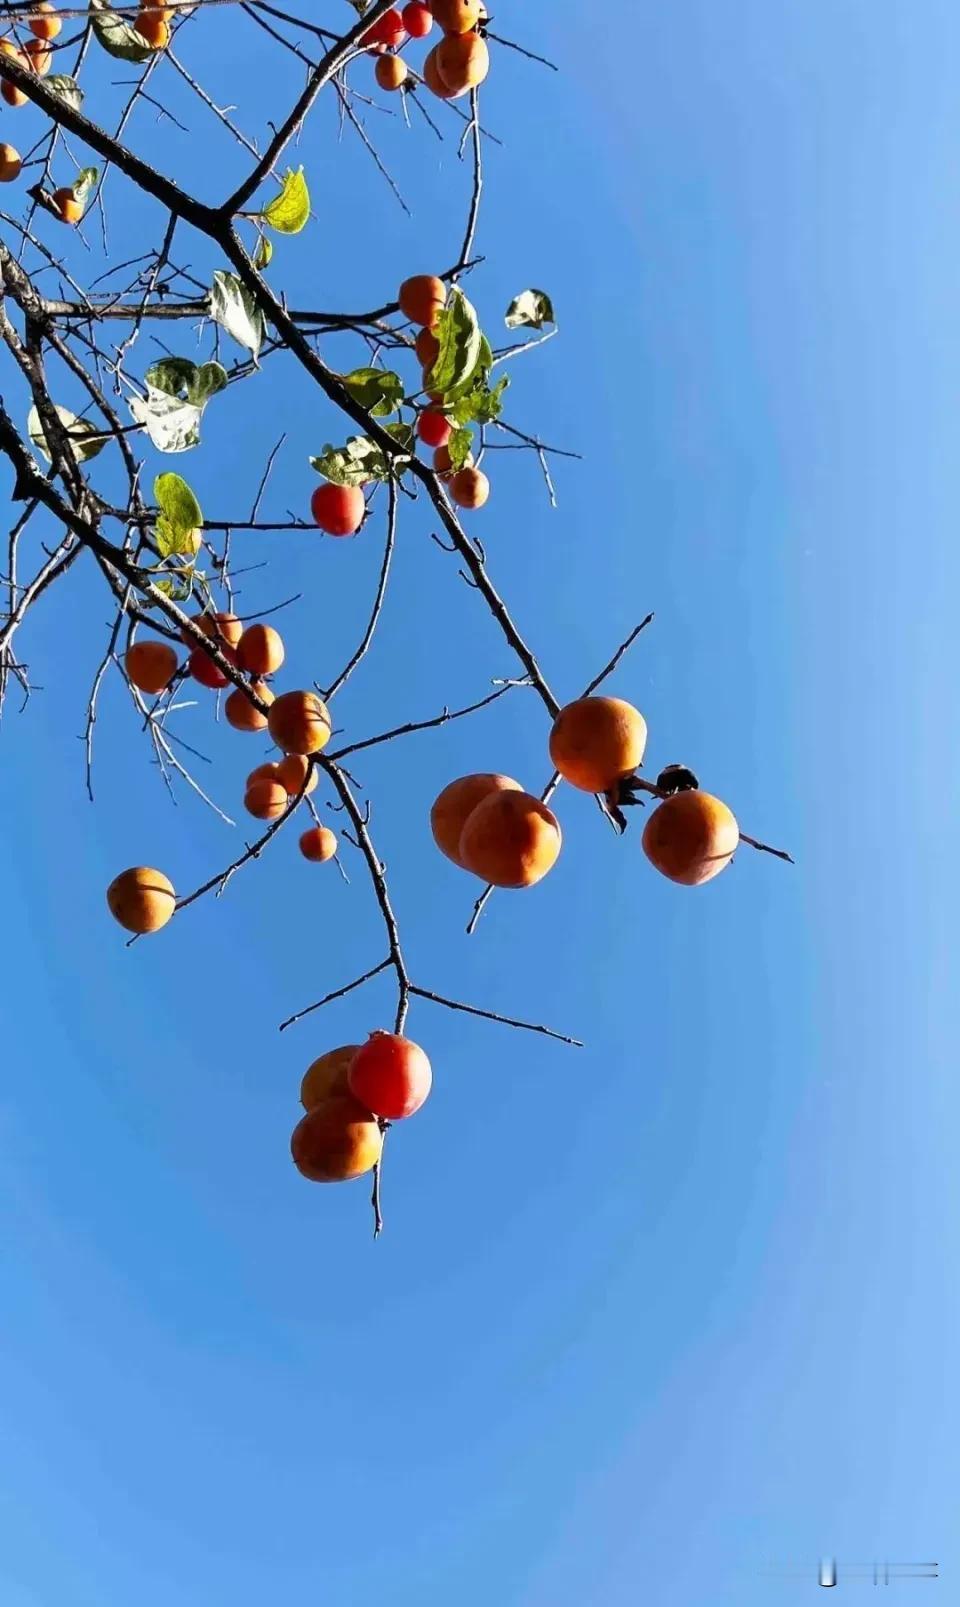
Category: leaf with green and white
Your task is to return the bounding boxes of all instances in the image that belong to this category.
[146,357,228,408]
[310,433,408,488]
[71,167,99,204]
[89,0,154,62]
[130,388,202,455]
[46,75,83,112]
[128,358,227,455]
[208,271,264,358]
[28,404,106,464]
[155,471,203,558]
[341,367,404,418]
[259,168,310,236]
[426,289,483,398]
[505,289,556,330]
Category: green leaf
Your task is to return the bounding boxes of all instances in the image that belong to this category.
[72,166,99,204]
[153,573,193,604]
[47,74,84,112]
[154,471,202,555]
[385,421,415,452]
[156,517,199,559]
[341,367,404,418]
[310,435,396,488]
[450,372,508,427]
[260,167,310,236]
[145,357,196,397]
[447,426,474,471]
[27,404,106,464]
[145,357,227,408]
[427,289,482,399]
[505,289,556,330]
[253,233,273,270]
[130,388,202,454]
[188,362,228,406]
[89,0,154,62]
[208,270,264,357]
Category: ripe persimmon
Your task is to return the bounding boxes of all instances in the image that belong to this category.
[29,1,61,38]
[291,1095,383,1182]
[183,611,242,649]
[25,38,52,74]
[642,790,739,886]
[51,187,83,223]
[458,790,561,888]
[422,44,457,99]
[430,0,481,32]
[275,753,318,797]
[267,690,331,755]
[417,409,451,448]
[415,327,439,369]
[375,53,407,90]
[134,7,169,48]
[433,442,473,477]
[188,645,235,689]
[398,273,446,327]
[435,29,488,95]
[363,5,406,50]
[549,696,648,795]
[402,0,432,36]
[225,681,273,732]
[236,622,284,676]
[311,481,365,536]
[300,1044,361,1111]
[107,866,175,933]
[125,640,178,695]
[246,761,281,789]
[348,1031,432,1120]
[244,777,288,820]
[0,43,28,105]
[0,143,22,181]
[299,825,338,863]
[449,465,489,508]
[430,772,522,866]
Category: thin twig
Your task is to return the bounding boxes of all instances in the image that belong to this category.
[279,957,392,1032]
[322,477,397,701]
[410,985,582,1046]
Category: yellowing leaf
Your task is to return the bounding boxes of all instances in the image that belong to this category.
[261,168,310,236]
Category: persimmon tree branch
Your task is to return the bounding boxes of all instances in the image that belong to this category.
[0,2,790,1240]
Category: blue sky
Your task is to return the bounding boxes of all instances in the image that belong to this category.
[1,1,958,1603]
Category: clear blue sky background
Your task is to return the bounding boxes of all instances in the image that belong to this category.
[1,1,957,1602]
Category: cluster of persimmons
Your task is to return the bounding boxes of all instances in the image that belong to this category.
[1,3,66,211]
[105,681,739,1192]
[364,0,490,100]
[291,1033,431,1184]
[110,611,341,938]
[310,273,490,536]
[0,0,172,223]
[432,695,742,892]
